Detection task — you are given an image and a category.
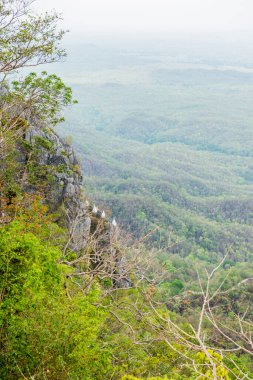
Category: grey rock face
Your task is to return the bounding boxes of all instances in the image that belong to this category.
[17,126,131,288]
[23,125,91,252]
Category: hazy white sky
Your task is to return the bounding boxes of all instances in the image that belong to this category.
[34,0,253,35]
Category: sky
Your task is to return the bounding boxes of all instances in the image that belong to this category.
[34,0,253,36]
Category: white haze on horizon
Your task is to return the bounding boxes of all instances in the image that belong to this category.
[34,0,253,37]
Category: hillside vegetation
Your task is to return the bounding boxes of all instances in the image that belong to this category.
[0,2,253,379]
[58,40,253,272]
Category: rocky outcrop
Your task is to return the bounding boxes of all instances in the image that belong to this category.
[4,123,132,288]
[23,125,91,251]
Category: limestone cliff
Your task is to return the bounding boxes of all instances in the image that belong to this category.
[0,122,131,288]
[22,125,91,251]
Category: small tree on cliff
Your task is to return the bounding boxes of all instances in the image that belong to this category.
[0,0,66,77]
[0,0,76,161]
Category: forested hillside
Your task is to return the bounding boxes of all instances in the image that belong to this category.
[54,39,253,289]
[0,1,253,379]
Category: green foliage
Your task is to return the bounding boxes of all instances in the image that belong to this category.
[121,376,168,380]
[0,0,66,75]
[61,43,253,266]
[1,2,253,379]
[34,135,54,151]
[0,220,112,379]
[5,71,76,126]
[195,350,231,380]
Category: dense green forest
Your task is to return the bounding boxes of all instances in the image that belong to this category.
[60,43,253,235]
[0,1,253,379]
[57,39,253,291]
